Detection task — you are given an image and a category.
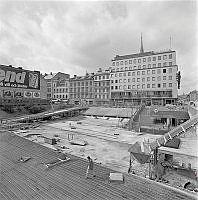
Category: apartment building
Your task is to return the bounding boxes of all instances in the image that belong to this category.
[94,68,110,106]
[110,47,179,106]
[69,73,94,105]
[44,72,70,100]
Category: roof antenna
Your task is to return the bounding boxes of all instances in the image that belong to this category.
[140,32,144,53]
[169,36,172,50]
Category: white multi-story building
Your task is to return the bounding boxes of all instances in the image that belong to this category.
[110,38,179,106]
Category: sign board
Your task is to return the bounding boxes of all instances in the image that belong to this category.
[24,91,32,98]
[0,65,40,90]
[14,91,24,98]
[3,90,13,98]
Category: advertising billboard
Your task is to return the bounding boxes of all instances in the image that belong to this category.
[0,65,40,90]
[3,90,14,98]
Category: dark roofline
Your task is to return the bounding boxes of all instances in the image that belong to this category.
[112,50,176,61]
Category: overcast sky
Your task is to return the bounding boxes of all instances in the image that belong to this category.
[0,0,197,94]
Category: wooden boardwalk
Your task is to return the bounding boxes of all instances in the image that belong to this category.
[0,131,197,200]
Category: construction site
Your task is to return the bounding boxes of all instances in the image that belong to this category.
[0,105,198,200]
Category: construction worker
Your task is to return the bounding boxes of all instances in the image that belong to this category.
[86,156,96,179]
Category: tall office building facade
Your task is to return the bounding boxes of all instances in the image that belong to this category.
[109,36,179,106]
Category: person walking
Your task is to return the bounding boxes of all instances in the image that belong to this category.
[85,156,96,179]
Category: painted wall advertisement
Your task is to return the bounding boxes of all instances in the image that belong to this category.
[0,65,40,90]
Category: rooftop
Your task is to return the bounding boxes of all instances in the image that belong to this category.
[112,50,175,61]
[0,130,196,200]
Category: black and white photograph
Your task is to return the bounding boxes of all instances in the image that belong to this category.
[0,0,197,199]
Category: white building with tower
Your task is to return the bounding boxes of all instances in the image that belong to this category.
[109,34,180,106]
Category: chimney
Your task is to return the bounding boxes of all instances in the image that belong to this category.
[74,75,77,78]
[50,72,53,75]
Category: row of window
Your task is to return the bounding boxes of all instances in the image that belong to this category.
[111,62,173,72]
[111,83,173,90]
[94,75,109,80]
[70,81,93,87]
[95,94,109,99]
[95,88,110,93]
[111,68,172,78]
[70,94,94,99]
[94,81,110,87]
[53,88,68,93]
[53,94,68,99]
[69,88,93,92]
[112,54,173,66]
[112,75,173,84]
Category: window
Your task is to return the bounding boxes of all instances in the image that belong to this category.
[169,76,172,80]
[143,65,146,69]
[158,63,161,67]
[157,69,161,74]
[142,84,145,89]
[133,66,137,70]
[129,66,132,70]
[137,71,140,75]
[120,61,123,65]
[152,84,155,88]
[138,65,141,69]
[123,72,126,76]
[148,64,151,68]
[169,83,172,87]
[137,78,140,82]
[163,55,167,60]
[137,84,140,89]
[132,78,135,82]
[129,60,132,64]
[119,73,122,77]
[119,86,122,89]
[125,60,128,65]
[157,84,161,88]
[163,62,167,66]
[142,78,145,82]
[163,69,166,73]
[112,62,115,66]
[115,73,117,77]
[153,64,156,68]
[95,76,97,80]
[142,71,145,75]
[120,67,123,71]
[152,77,155,81]
[152,70,155,74]
[128,79,130,82]
[123,85,126,90]
[153,57,156,61]
[147,84,150,88]
[128,72,131,76]
[124,79,127,83]
[115,80,118,83]
[116,68,119,71]
[132,72,135,76]
[148,57,151,62]
[163,76,166,80]
[111,74,113,77]
[106,75,109,79]
[169,62,172,66]
[115,86,118,90]
[125,67,128,70]
[133,59,137,64]
[169,54,172,59]
[163,83,166,88]
[99,76,101,80]
[147,77,150,81]
[147,70,150,74]
[138,59,141,63]
[119,79,122,83]
[143,58,146,62]
[169,68,172,73]
[157,76,161,81]
[132,85,135,89]
[128,85,131,89]
[158,56,161,60]
[116,62,119,66]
